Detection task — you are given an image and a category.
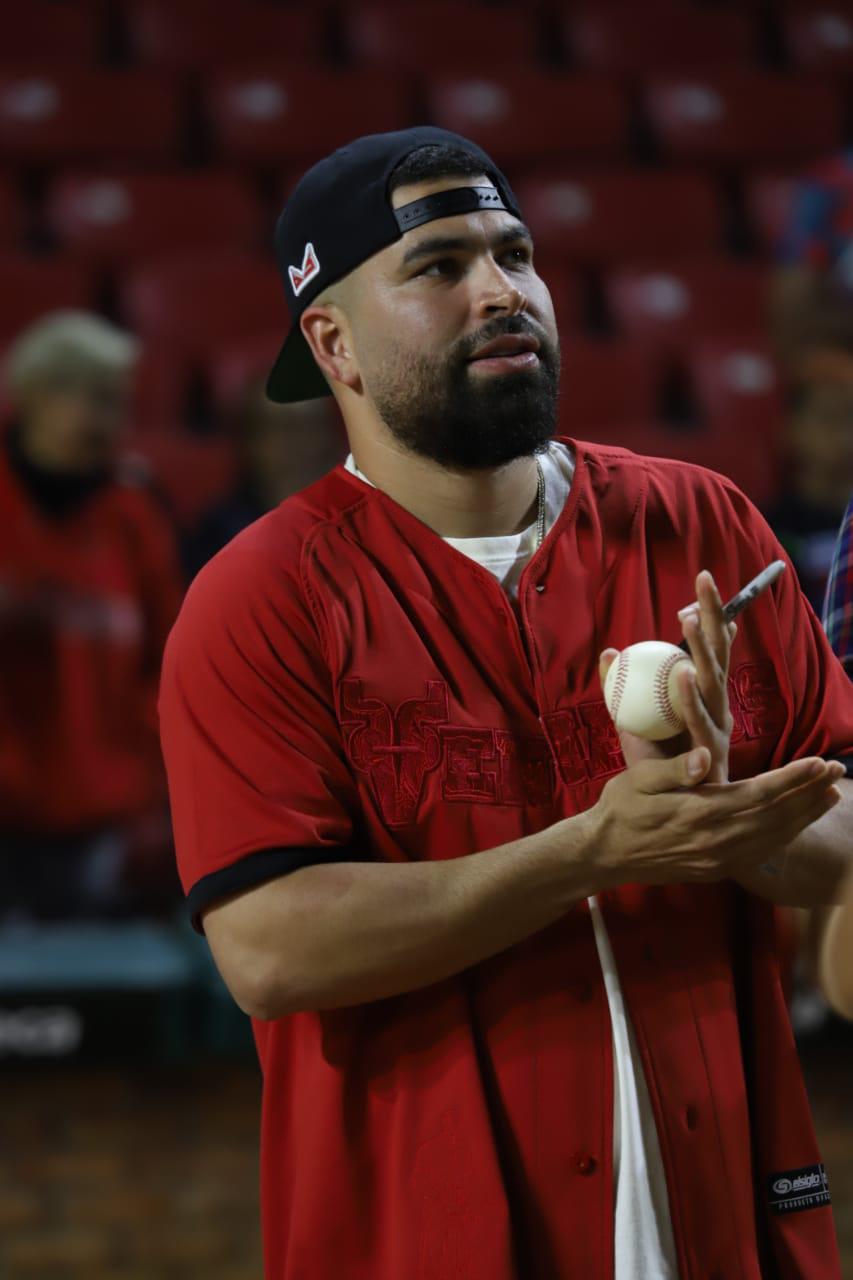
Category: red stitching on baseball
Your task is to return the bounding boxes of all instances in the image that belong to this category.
[610,652,629,723]
[654,652,690,729]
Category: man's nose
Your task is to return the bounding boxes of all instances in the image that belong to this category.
[474,258,528,318]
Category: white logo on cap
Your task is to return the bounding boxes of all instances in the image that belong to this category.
[288,242,320,296]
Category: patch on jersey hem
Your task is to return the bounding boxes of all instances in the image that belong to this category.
[767,1164,831,1215]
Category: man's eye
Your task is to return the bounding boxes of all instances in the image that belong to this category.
[419,258,457,277]
[502,247,531,267]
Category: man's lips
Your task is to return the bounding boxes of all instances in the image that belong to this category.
[468,333,540,361]
[467,333,541,373]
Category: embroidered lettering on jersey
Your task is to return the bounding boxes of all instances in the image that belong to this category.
[730,661,787,745]
[541,700,624,787]
[340,678,448,826]
[441,727,552,807]
[339,679,554,825]
[339,661,785,822]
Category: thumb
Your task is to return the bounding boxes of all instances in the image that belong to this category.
[599,647,619,693]
[634,746,711,793]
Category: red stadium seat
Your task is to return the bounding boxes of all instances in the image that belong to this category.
[579,421,780,509]
[644,73,844,167]
[783,8,853,74]
[205,68,413,166]
[0,178,25,247]
[344,3,540,72]
[564,3,755,74]
[126,0,326,70]
[3,2,102,63]
[535,258,586,335]
[204,332,282,413]
[744,174,798,254]
[0,71,183,165]
[0,255,96,348]
[605,258,771,359]
[686,338,783,447]
[131,346,192,430]
[120,252,287,363]
[558,339,662,432]
[47,172,264,262]
[122,430,238,527]
[516,171,721,263]
[425,74,630,168]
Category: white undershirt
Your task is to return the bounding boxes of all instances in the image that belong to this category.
[344,442,678,1278]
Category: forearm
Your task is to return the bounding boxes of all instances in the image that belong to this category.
[736,779,853,907]
[811,869,853,1018]
[205,809,607,1018]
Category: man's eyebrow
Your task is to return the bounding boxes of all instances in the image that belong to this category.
[400,222,533,267]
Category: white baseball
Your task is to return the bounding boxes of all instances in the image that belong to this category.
[603,641,696,741]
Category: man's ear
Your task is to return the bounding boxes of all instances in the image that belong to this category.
[300,306,361,393]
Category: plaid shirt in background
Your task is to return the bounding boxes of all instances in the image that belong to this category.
[823,496,853,678]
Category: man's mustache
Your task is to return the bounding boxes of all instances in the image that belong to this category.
[456,315,553,365]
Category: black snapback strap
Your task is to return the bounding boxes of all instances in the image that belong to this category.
[393,185,515,233]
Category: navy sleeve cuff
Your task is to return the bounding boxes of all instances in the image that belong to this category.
[187,845,364,934]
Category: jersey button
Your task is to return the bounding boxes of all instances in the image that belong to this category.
[573,1152,597,1176]
[535,583,545,593]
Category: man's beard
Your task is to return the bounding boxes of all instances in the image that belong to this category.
[366,316,561,470]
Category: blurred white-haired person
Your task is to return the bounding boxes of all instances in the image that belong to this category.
[0,311,183,920]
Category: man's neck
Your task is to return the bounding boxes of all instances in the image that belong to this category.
[348,437,546,539]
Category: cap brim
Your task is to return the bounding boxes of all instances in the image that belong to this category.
[266,324,332,404]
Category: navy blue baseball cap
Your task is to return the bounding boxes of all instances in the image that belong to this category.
[266,126,523,404]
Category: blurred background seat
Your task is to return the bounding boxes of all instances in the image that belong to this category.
[686,336,783,445]
[204,68,414,168]
[644,72,845,168]
[46,171,265,262]
[0,254,96,349]
[343,2,540,72]
[558,338,664,432]
[123,430,238,527]
[0,176,25,247]
[119,251,287,363]
[782,6,853,75]
[516,170,722,262]
[604,258,771,359]
[744,173,799,255]
[2,0,103,64]
[425,73,630,169]
[125,0,328,70]
[0,70,184,166]
[563,2,756,74]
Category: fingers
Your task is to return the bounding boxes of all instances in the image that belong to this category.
[677,664,716,744]
[678,570,734,728]
[696,570,729,673]
[634,746,711,793]
[692,757,842,815]
[599,648,619,693]
[731,781,842,858]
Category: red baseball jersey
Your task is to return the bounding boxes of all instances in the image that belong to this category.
[159,438,853,1279]
[0,446,183,834]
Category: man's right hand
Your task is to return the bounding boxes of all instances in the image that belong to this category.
[587,747,845,887]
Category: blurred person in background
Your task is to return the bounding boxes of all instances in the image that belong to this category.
[823,494,853,680]
[810,497,853,1016]
[0,311,183,922]
[772,150,853,384]
[185,374,345,580]
[764,378,853,613]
